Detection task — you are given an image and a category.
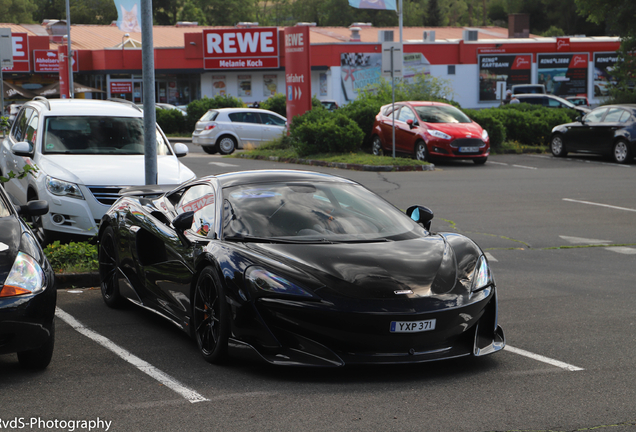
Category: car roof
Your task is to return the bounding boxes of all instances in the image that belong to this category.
[23,98,144,117]
[211,107,285,116]
[212,169,357,188]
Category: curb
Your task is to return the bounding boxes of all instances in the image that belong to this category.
[237,154,435,171]
[55,272,100,289]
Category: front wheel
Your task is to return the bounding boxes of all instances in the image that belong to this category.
[550,134,568,157]
[99,226,124,308]
[192,267,229,364]
[612,139,632,164]
[371,136,383,156]
[473,157,488,165]
[18,321,55,370]
[217,136,237,155]
[414,141,428,162]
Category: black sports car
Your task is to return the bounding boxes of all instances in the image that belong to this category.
[0,184,56,369]
[98,170,504,366]
[550,104,636,164]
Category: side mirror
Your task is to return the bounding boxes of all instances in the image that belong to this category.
[173,211,194,246]
[12,141,33,157]
[406,119,417,129]
[19,200,49,217]
[172,143,189,158]
[406,205,434,231]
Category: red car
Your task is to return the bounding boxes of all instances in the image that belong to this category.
[371,101,490,164]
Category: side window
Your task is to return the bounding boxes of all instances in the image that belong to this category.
[11,107,34,142]
[618,111,632,123]
[228,112,246,123]
[584,108,607,123]
[603,108,625,123]
[243,112,261,124]
[397,107,415,123]
[25,114,39,147]
[546,98,562,108]
[261,113,285,126]
[177,184,216,237]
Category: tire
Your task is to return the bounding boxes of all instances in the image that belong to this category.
[192,266,229,364]
[26,192,50,246]
[473,157,488,165]
[99,226,124,308]
[18,321,55,370]
[217,136,236,155]
[414,141,428,162]
[202,146,218,155]
[371,136,383,156]
[550,134,568,157]
[612,139,632,164]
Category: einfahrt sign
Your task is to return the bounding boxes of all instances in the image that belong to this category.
[284,26,312,123]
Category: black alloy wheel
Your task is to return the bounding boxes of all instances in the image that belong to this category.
[99,226,124,308]
[372,136,383,156]
[193,267,229,363]
[550,134,568,157]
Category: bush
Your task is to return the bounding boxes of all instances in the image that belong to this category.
[338,99,386,149]
[290,109,364,157]
[462,109,506,151]
[185,95,244,132]
[155,108,187,135]
[44,241,98,274]
[260,93,287,116]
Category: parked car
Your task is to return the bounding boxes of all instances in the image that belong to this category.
[0,183,56,369]
[320,100,339,111]
[513,94,591,115]
[135,103,187,116]
[511,84,546,95]
[371,101,490,164]
[98,169,505,366]
[565,96,590,108]
[550,104,636,164]
[0,97,196,244]
[192,107,287,155]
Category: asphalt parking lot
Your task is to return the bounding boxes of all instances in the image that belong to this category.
[2,151,635,432]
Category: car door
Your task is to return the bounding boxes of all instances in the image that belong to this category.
[594,107,630,154]
[379,105,399,149]
[2,107,36,203]
[141,184,218,324]
[566,107,607,152]
[394,106,418,153]
[228,111,262,146]
[260,112,286,142]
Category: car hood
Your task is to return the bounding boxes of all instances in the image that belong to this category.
[35,155,195,186]
[423,121,484,138]
[246,235,473,299]
[0,216,21,285]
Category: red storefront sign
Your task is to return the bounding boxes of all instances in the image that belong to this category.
[556,37,571,52]
[1,33,30,72]
[34,49,79,73]
[110,82,133,93]
[203,28,279,70]
[284,26,312,123]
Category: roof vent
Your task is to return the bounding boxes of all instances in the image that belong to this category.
[296,22,317,26]
[378,30,394,42]
[423,31,436,42]
[236,22,259,28]
[350,27,361,42]
[176,21,198,27]
[462,30,478,41]
[350,22,372,27]
[43,20,67,36]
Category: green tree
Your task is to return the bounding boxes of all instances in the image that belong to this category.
[198,0,257,26]
[177,0,207,25]
[153,0,185,25]
[0,0,37,23]
[33,0,116,24]
[425,0,442,26]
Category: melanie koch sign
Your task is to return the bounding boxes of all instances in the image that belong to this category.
[203,28,280,70]
[284,26,312,123]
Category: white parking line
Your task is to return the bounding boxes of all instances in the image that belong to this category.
[563,198,636,213]
[55,308,209,404]
[485,252,498,262]
[487,161,508,166]
[504,345,584,371]
[512,164,538,170]
[605,247,636,255]
[559,235,612,245]
[208,162,239,167]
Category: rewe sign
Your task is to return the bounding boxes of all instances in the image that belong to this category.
[1,33,30,72]
[203,28,279,70]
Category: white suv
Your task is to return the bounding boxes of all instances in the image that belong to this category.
[0,97,196,243]
[192,107,287,155]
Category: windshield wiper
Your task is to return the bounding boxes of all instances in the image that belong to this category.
[224,234,334,244]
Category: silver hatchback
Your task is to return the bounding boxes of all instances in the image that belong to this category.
[192,108,287,155]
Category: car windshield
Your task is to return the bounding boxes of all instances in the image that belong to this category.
[413,105,472,124]
[42,116,171,155]
[222,182,426,242]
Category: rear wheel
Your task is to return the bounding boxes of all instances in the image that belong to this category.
[202,146,218,155]
[217,136,236,155]
[550,134,568,157]
[18,321,55,370]
[372,136,383,156]
[193,267,229,363]
[414,141,428,162]
[99,226,124,308]
[612,139,632,164]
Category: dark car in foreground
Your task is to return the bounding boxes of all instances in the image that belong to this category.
[98,170,504,367]
[0,184,56,369]
[550,104,636,164]
[371,101,490,164]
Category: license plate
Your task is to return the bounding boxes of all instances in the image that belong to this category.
[390,319,436,333]
[459,146,479,153]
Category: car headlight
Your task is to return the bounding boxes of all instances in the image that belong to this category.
[0,252,45,297]
[427,129,452,140]
[46,176,84,199]
[482,129,489,141]
[245,267,314,298]
[471,255,494,292]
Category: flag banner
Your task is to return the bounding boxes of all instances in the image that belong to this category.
[348,0,397,10]
[114,0,142,32]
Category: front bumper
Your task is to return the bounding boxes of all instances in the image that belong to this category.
[428,138,490,159]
